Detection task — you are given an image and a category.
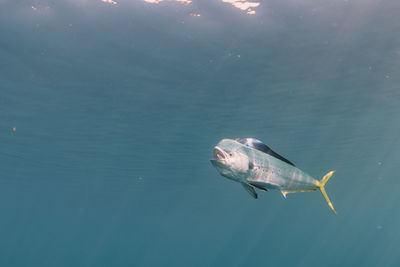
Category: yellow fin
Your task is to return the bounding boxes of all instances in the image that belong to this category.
[317,171,337,214]
[281,189,316,198]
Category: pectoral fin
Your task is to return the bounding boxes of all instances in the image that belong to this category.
[249,183,268,192]
[241,183,258,199]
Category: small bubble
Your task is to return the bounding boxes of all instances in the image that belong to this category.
[377,225,382,230]
[378,162,382,166]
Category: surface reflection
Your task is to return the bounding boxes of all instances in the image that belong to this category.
[102,0,118,4]
[143,0,192,5]
[222,0,260,15]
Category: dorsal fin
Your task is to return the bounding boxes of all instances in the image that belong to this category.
[251,142,295,167]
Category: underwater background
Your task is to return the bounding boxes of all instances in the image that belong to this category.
[1,0,400,266]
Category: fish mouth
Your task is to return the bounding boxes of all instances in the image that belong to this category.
[211,146,227,161]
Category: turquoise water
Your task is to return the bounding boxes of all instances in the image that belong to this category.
[1,0,400,266]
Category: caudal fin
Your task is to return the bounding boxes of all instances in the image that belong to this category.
[317,171,337,214]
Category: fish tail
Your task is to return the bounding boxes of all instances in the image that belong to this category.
[317,171,337,214]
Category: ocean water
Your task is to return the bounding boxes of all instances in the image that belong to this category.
[1,0,400,266]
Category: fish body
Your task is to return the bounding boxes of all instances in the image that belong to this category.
[210,138,337,213]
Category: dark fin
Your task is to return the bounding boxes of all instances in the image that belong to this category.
[241,183,258,199]
[249,183,268,192]
[252,142,295,167]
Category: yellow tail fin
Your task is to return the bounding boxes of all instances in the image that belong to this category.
[317,171,337,214]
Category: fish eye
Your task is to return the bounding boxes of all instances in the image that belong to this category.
[229,152,233,156]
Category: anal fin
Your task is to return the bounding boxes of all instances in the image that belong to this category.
[281,189,316,198]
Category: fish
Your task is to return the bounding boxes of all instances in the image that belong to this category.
[210,138,337,214]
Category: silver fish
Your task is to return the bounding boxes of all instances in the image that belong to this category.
[210,138,337,214]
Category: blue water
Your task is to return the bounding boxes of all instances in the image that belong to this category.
[1,0,400,266]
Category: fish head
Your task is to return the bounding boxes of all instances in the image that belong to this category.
[210,139,250,182]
